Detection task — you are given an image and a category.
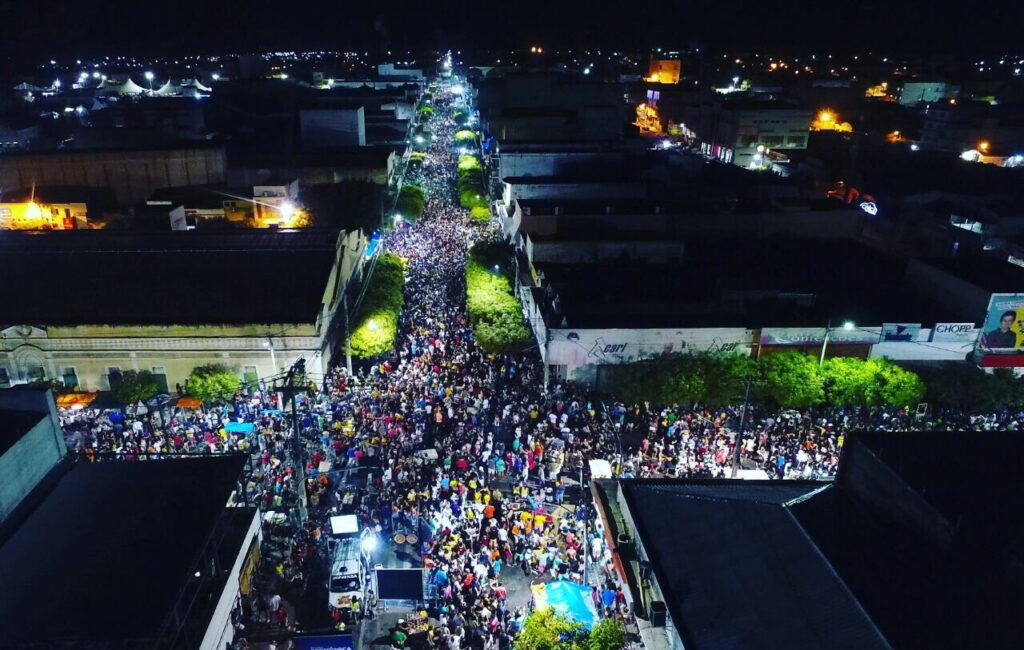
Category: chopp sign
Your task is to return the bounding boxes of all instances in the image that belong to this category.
[931,322,977,342]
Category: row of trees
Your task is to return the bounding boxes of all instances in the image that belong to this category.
[606,351,927,410]
[349,253,407,358]
[465,244,532,354]
[108,363,243,410]
[396,184,425,220]
[458,153,488,214]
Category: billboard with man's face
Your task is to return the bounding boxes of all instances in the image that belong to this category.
[978,294,1024,351]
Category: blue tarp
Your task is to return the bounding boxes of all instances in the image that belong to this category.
[532,580,598,630]
[224,422,255,435]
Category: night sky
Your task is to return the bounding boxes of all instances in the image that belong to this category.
[2,0,1022,61]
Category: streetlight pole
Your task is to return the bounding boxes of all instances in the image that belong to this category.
[342,291,353,375]
[819,319,832,368]
[265,336,278,374]
[730,377,753,479]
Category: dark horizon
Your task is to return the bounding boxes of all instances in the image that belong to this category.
[2,0,1023,64]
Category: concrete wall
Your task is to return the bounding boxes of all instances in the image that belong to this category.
[498,152,625,180]
[530,240,685,264]
[300,108,366,149]
[198,509,260,650]
[0,147,227,204]
[505,181,645,203]
[0,389,65,522]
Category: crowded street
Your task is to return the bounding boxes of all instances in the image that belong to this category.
[52,72,1024,650]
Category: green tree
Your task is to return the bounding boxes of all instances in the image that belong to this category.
[700,352,757,404]
[820,357,877,406]
[607,354,705,406]
[455,129,476,143]
[759,351,825,408]
[350,253,406,358]
[470,206,490,223]
[874,358,926,408]
[188,364,242,405]
[112,370,160,407]
[465,245,531,354]
[397,184,425,220]
[516,610,587,650]
[587,618,626,650]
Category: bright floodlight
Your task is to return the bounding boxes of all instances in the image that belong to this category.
[415,135,424,144]
[92,71,100,79]
[843,321,855,331]
[361,535,378,553]
[212,73,220,80]
[144,71,154,81]
[279,201,296,218]
[53,79,61,87]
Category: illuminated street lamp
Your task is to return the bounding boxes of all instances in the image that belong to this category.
[978,140,991,153]
[819,320,855,367]
[144,71,155,93]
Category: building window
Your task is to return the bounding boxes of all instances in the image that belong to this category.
[26,365,46,383]
[243,366,259,389]
[151,366,169,394]
[62,367,79,389]
[0,368,10,388]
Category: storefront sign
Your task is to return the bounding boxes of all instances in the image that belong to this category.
[880,323,921,342]
[930,322,977,342]
[759,327,879,346]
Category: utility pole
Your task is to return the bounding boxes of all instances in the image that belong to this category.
[276,358,310,522]
[342,291,353,375]
[730,377,753,479]
[819,319,832,368]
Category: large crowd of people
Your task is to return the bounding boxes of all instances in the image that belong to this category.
[51,76,1024,650]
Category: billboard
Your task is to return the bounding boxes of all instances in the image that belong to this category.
[930,322,977,342]
[759,327,879,346]
[978,294,1024,351]
[547,328,754,366]
[880,323,921,342]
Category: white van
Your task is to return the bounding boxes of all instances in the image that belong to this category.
[328,538,364,609]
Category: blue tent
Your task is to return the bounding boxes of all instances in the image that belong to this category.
[224,421,255,435]
[531,580,598,630]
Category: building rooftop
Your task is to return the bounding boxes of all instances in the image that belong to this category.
[0,409,46,456]
[0,455,249,645]
[610,431,1024,649]
[618,480,889,650]
[0,230,338,326]
[921,254,1024,292]
[539,239,959,329]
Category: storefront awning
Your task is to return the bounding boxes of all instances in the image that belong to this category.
[56,392,99,409]
[176,397,203,410]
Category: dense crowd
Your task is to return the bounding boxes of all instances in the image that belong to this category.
[53,77,1024,650]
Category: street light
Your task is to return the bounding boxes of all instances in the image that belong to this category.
[263,337,278,373]
[144,71,154,93]
[819,320,855,367]
[360,534,378,554]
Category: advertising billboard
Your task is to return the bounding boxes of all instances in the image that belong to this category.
[977,294,1024,351]
[930,323,977,342]
[759,327,879,346]
[880,323,921,342]
[547,328,754,366]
